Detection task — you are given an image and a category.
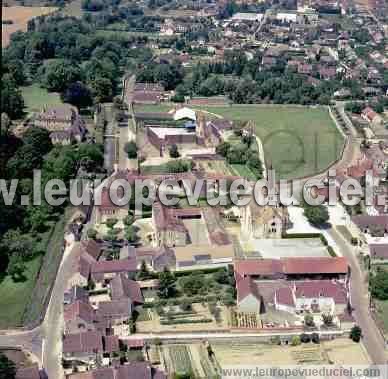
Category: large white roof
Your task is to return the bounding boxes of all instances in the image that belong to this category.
[173,107,197,121]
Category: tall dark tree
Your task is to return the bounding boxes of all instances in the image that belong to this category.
[0,352,16,379]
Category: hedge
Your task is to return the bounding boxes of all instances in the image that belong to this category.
[160,318,213,325]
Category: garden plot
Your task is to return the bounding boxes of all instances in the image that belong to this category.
[161,344,218,378]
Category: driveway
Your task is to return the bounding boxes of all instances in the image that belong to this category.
[41,239,80,379]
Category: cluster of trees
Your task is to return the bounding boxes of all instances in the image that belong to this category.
[370,268,388,301]
[302,201,329,226]
[345,97,388,114]
[0,125,103,279]
[216,132,263,179]
[157,267,236,306]
[3,15,147,114]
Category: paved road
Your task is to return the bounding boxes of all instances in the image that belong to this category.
[41,239,80,379]
[329,227,387,364]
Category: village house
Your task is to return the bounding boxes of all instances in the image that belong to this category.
[63,331,104,364]
[91,258,137,283]
[97,298,132,326]
[240,203,289,240]
[361,106,384,127]
[34,105,86,145]
[369,244,388,263]
[234,257,349,282]
[274,280,348,315]
[64,300,97,334]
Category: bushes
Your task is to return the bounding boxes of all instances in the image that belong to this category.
[300,333,311,343]
[160,318,212,325]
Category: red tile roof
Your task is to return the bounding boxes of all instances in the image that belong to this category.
[16,365,41,379]
[282,257,348,275]
[63,331,103,355]
[64,300,95,324]
[236,277,261,303]
[110,274,144,304]
[98,299,132,319]
[91,259,137,275]
[369,244,388,259]
[234,257,348,278]
[104,335,119,353]
[80,240,101,260]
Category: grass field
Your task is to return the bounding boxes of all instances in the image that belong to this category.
[21,84,63,113]
[0,256,42,328]
[134,104,344,179]
[2,6,57,47]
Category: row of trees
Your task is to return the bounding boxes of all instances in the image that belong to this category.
[0,125,104,280]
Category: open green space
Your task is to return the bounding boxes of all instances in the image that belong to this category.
[230,164,258,180]
[21,84,63,113]
[134,104,344,179]
[0,210,68,328]
[0,256,42,329]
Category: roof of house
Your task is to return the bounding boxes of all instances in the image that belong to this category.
[276,280,347,307]
[63,331,103,354]
[91,259,137,275]
[104,335,119,353]
[369,244,388,259]
[16,365,41,379]
[66,368,114,379]
[234,257,348,278]
[64,285,89,304]
[236,277,261,303]
[98,299,132,318]
[64,300,95,324]
[110,274,144,304]
[117,362,152,379]
[78,252,97,279]
[80,240,102,260]
[351,215,388,230]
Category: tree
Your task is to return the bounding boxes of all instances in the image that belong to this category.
[321,313,334,326]
[124,141,138,159]
[158,267,176,298]
[311,333,320,344]
[303,204,329,226]
[1,74,24,119]
[291,335,301,346]
[370,270,388,300]
[125,225,137,243]
[137,260,150,280]
[42,60,82,92]
[216,142,231,157]
[90,76,113,103]
[300,333,311,343]
[350,325,362,342]
[87,228,98,240]
[304,314,315,327]
[7,254,26,281]
[169,144,180,158]
[62,81,93,109]
[105,218,118,229]
[1,113,11,137]
[0,352,16,379]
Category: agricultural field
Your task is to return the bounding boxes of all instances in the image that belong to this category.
[196,160,234,176]
[212,338,371,366]
[374,300,388,337]
[161,344,219,377]
[2,6,57,47]
[230,310,262,329]
[21,84,63,113]
[134,104,344,179]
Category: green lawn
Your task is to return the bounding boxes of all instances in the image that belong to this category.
[134,104,344,179]
[230,164,258,180]
[21,84,63,113]
[0,257,42,329]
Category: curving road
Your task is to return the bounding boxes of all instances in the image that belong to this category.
[329,227,387,364]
